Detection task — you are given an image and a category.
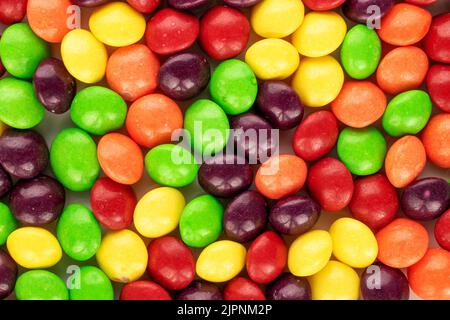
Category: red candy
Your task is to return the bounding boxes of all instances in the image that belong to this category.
[405,0,436,4]
[426,65,450,113]
[0,0,27,25]
[120,280,172,300]
[424,13,450,64]
[302,0,345,11]
[224,277,266,300]
[435,209,450,251]
[127,0,160,13]
[199,5,250,61]
[147,236,195,291]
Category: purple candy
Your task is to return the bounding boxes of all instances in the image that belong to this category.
[10,175,65,226]
[176,280,223,300]
[0,129,49,179]
[0,249,17,300]
[168,0,211,10]
[361,262,410,300]
[343,0,394,24]
[71,0,110,7]
[224,190,267,243]
[223,0,262,7]
[0,166,12,197]
[401,177,450,221]
[266,273,311,300]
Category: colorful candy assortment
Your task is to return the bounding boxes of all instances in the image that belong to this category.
[0,0,449,302]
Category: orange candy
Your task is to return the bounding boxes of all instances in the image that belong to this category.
[27,0,72,43]
[126,94,183,148]
[331,81,386,128]
[408,248,450,300]
[421,113,450,169]
[378,3,431,46]
[385,136,426,188]
[376,46,429,95]
[97,133,144,185]
[255,154,307,200]
[376,218,429,269]
[106,44,160,102]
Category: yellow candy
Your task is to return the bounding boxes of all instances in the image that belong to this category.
[309,260,360,300]
[251,0,304,38]
[292,55,344,108]
[96,229,148,283]
[292,11,347,58]
[61,29,107,84]
[7,227,62,269]
[89,2,146,47]
[196,240,246,283]
[288,230,332,277]
[134,187,185,238]
[245,39,300,80]
[329,217,378,268]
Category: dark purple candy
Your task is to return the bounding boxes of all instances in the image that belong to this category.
[168,0,210,10]
[224,190,267,243]
[0,129,49,179]
[361,262,410,300]
[343,0,394,24]
[10,175,65,226]
[33,58,76,114]
[269,195,321,236]
[0,166,12,197]
[223,0,262,7]
[266,273,311,300]
[0,249,17,300]
[256,81,304,130]
[401,177,450,221]
[176,280,223,300]
[71,0,110,7]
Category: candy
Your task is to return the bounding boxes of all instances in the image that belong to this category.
[50,128,100,192]
[120,281,171,300]
[69,266,113,300]
[435,210,450,251]
[0,168,11,197]
[224,0,261,7]
[266,273,311,300]
[293,111,339,161]
[405,0,436,4]
[385,136,426,188]
[158,53,210,101]
[127,0,160,13]
[56,204,101,262]
[210,59,258,115]
[147,236,195,291]
[376,218,428,268]
[245,39,299,80]
[331,81,386,128]
[106,44,160,102]
[168,0,209,10]
[303,0,345,10]
[200,6,250,61]
[349,174,398,230]
[401,177,450,221]
[33,58,76,114]
[179,194,223,248]
[424,13,450,64]
[196,240,246,283]
[177,281,222,300]
[126,94,183,149]
[288,230,332,277]
[269,195,321,236]
[145,8,199,55]
[426,64,450,113]
[96,230,148,283]
[382,90,432,137]
[421,114,450,169]
[255,155,307,200]
[0,0,27,25]
[10,175,65,226]
[343,0,393,24]
[408,248,450,300]
[337,127,387,176]
[15,270,68,300]
[134,187,185,238]
[361,263,409,300]
[224,277,265,300]
[0,129,48,179]
[0,203,16,246]
[0,78,45,129]
[61,29,107,84]
[251,0,304,38]
[0,250,16,300]
[72,0,109,6]
[376,46,429,95]
[7,227,62,269]
[307,157,354,212]
[292,56,344,108]
[91,177,136,230]
[98,133,144,185]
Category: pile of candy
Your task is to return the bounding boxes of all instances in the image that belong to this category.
[0,0,449,301]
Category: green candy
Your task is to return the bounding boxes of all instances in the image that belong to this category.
[179,194,223,248]
[184,99,230,156]
[210,59,258,115]
[15,270,69,300]
[0,23,50,79]
[50,128,100,192]
[145,144,198,188]
[69,266,114,300]
[382,90,432,137]
[57,204,102,261]
[0,77,45,129]
[337,127,387,176]
[340,24,381,80]
[70,86,127,135]
[0,202,17,246]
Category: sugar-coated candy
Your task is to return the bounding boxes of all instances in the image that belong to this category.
[72,0,109,6]
[421,114,450,169]
[426,64,450,113]
[127,0,160,13]
[120,281,172,300]
[224,0,261,7]
[343,0,393,24]
[0,168,11,198]
[0,249,16,300]
[424,13,450,64]
[0,0,27,25]
[15,270,68,300]
[303,0,345,11]
[0,203,16,246]
[168,0,210,10]
[266,273,311,300]
[224,277,265,300]
[69,266,113,300]
[361,263,410,300]
[435,210,450,251]
[176,281,222,300]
